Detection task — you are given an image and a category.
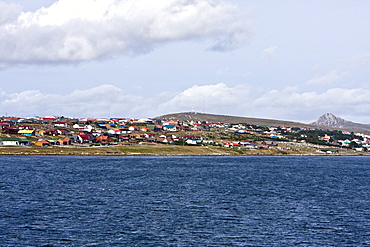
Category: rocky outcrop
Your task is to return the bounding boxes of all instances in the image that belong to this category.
[311,113,370,133]
[311,113,349,128]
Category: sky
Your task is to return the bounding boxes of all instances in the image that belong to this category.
[0,0,369,123]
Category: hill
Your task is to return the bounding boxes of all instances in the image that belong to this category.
[157,112,316,128]
[157,112,370,133]
[311,113,370,133]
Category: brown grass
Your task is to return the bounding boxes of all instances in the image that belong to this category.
[1,143,366,156]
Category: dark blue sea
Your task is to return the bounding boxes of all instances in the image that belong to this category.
[1,156,370,246]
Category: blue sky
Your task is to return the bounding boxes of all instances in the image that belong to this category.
[0,0,369,123]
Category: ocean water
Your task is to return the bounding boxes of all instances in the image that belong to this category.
[0,156,369,246]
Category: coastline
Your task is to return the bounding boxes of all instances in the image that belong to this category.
[1,144,368,157]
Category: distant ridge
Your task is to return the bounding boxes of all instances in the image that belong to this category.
[311,113,370,133]
[157,112,370,133]
[156,112,316,129]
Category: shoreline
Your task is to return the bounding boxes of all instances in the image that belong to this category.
[1,145,368,157]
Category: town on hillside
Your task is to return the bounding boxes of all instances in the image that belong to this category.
[0,115,369,154]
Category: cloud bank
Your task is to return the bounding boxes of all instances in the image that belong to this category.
[2,83,370,124]
[0,0,253,67]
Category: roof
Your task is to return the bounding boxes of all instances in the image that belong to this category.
[18,130,35,134]
[36,140,50,144]
[0,137,21,141]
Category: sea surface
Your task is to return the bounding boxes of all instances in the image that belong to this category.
[0,156,369,246]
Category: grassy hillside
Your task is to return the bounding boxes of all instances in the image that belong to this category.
[158,112,317,128]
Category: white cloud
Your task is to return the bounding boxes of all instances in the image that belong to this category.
[262,45,278,61]
[337,52,370,69]
[306,69,348,86]
[157,82,252,114]
[252,87,370,122]
[0,0,254,67]
[2,83,370,123]
[0,85,149,117]
[0,1,21,25]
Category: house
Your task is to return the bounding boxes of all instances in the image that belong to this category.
[261,141,278,147]
[156,135,173,143]
[2,127,18,134]
[162,120,178,126]
[118,118,130,123]
[215,140,232,147]
[0,137,21,146]
[42,116,57,120]
[106,123,116,129]
[96,135,114,144]
[0,120,15,127]
[47,140,60,145]
[128,126,139,131]
[18,125,33,130]
[186,139,198,145]
[238,129,249,134]
[54,121,68,127]
[163,125,177,131]
[231,142,241,147]
[78,133,94,143]
[143,133,156,142]
[57,129,70,135]
[45,129,59,136]
[202,139,214,145]
[34,140,51,147]
[18,129,35,136]
[18,137,32,145]
[320,135,331,142]
[58,136,71,145]
[73,124,84,130]
[37,130,46,136]
[108,129,121,135]
[68,135,83,143]
[244,144,258,149]
[135,118,153,124]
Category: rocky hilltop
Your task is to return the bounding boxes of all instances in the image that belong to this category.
[311,113,370,133]
[311,113,349,128]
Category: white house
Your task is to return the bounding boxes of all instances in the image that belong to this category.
[0,137,20,146]
[108,129,121,135]
[186,139,198,145]
[163,125,177,131]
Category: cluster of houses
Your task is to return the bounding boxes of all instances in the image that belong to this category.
[0,115,369,151]
[319,132,370,150]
